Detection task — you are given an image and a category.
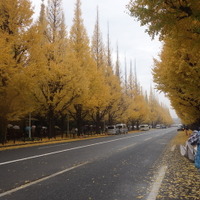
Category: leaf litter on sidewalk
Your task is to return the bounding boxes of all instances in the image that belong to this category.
[156,131,200,200]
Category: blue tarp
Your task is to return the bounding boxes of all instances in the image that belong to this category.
[195,144,200,169]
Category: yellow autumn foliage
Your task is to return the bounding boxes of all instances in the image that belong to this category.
[0,0,173,142]
[128,0,200,125]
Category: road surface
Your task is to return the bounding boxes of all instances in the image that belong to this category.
[0,128,177,200]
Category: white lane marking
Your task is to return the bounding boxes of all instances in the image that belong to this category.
[144,137,152,141]
[147,165,168,200]
[118,143,136,151]
[38,143,70,150]
[0,162,88,198]
[0,132,150,166]
[171,145,176,152]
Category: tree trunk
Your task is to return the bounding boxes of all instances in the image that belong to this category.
[131,120,135,130]
[0,117,8,144]
[74,104,83,136]
[136,121,139,130]
[95,111,101,134]
[76,115,82,136]
[108,112,114,125]
[48,109,55,139]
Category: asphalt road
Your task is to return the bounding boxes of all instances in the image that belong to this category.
[0,128,177,200]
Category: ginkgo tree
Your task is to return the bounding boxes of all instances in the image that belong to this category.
[0,0,34,143]
[0,0,174,143]
[68,0,104,136]
[127,0,200,40]
[28,0,86,138]
[153,37,200,124]
[125,65,150,128]
[89,8,114,134]
[128,0,200,125]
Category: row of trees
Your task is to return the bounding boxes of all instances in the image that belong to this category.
[128,0,200,125]
[0,0,173,144]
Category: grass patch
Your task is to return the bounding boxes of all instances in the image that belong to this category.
[172,130,193,145]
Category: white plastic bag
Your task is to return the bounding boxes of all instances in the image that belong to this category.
[180,142,196,162]
[180,144,187,157]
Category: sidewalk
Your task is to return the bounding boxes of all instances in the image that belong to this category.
[155,131,200,200]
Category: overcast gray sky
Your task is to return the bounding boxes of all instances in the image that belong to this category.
[31,0,177,118]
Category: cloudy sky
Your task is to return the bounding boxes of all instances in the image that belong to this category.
[31,0,177,118]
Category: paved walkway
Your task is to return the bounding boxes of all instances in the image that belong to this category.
[154,134,200,200]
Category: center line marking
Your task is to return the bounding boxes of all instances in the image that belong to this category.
[144,137,152,141]
[147,165,168,200]
[0,162,88,198]
[118,143,136,151]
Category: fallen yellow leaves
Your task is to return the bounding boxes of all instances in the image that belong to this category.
[155,131,200,200]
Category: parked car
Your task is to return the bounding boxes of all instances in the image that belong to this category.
[106,125,119,135]
[156,124,161,129]
[139,124,149,131]
[116,124,128,134]
[161,124,167,128]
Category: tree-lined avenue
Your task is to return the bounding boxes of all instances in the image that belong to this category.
[0,128,176,200]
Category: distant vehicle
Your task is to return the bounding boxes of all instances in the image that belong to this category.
[107,125,119,135]
[139,124,149,131]
[156,124,161,129]
[161,124,167,128]
[116,124,128,134]
[177,124,184,131]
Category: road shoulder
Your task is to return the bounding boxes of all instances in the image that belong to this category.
[155,131,200,200]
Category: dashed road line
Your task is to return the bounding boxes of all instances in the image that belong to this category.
[118,143,136,151]
[0,162,88,198]
[144,137,152,141]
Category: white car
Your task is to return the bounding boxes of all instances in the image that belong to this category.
[156,124,161,129]
[116,124,128,134]
[107,125,119,135]
[139,124,149,131]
